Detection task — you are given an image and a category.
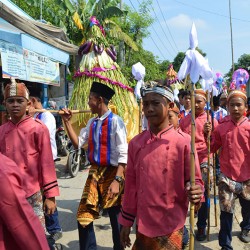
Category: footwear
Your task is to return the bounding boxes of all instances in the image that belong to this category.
[49,231,63,242]
[239,229,250,243]
[196,228,206,241]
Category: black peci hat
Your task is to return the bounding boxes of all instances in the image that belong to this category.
[90,81,115,101]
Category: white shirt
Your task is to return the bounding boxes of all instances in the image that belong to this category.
[214,107,227,122]
[34,112,58,160]
[78,110,128,166]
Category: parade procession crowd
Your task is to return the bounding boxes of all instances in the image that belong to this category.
[1,76,250,250]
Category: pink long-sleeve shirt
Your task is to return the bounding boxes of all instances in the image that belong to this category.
[210,116,250,182]
[119,126,203,237]
[179,112,218,165]
[0,116,59,198]
[0,153,49,250]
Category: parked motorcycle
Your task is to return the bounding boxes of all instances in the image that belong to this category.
[66,143,89,178]
[56,126,68,157]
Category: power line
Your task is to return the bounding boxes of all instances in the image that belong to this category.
[174,0,250,23]
[127,0,170,60]
[155,0,179,51]
[148,0,178,54]
[137,0,173,58]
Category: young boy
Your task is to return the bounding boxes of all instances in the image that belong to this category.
[61,81,127,250]
[0,153,50,250]
[0,79,59,233]
[179,89,218,241]
[119,82,203,250]
[180,90,191,119]
[204,90,250,250]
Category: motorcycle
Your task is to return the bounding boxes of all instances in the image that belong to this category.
[66,142,89,178]
[56,126,68,157]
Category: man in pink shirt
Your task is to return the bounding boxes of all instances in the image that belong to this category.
[0,79,59,246]
[119,82,203,250]
[179,89,218,241]
[0,152,50,250]
[205,90,250,250]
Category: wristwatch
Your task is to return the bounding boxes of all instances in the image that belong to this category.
[114,176,123,183]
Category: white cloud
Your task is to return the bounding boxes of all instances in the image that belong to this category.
[167,14,208,29]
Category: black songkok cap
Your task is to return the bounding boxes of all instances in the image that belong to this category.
[90,82,115,101]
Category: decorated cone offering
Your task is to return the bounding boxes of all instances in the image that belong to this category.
[178,23,213,249]
[69,16,139,139]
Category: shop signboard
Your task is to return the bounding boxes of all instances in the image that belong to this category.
[0,40,60,86]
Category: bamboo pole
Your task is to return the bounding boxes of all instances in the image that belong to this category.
[210,94,218,227]
[139,99,143,133]
[189,83,196,250]
[27,109,92,115]
[206,91,211,241]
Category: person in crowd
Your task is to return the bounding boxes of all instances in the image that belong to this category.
[204,90,250,250]
[220,92,228,111]
[177,88,185,110]
[0,79,59,246]
[29,95,63,245]
[213,95,227,122]
[60,81,127,250]
[180,89,218,241]
[119,82,203,250]
[0,152,50,250]
[180,90,191,119]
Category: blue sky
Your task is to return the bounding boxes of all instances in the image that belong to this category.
[123,0,250,75]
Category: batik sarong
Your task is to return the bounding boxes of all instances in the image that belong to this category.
[132,229,183,250]
[218,173,250,213]
[77,164,124,227]
[27,190,46,232]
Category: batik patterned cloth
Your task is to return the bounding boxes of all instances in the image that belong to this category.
[77,164,124,227]
[132,229,183,250]
[27,191,46,232]
[218,173,250,213]
[200,161,214,189]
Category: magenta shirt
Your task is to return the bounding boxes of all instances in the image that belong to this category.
[180,112,218,164]
[211,116,250,182]
[0,116,59,198]
[119,126,203,237]
[0,153,49,250]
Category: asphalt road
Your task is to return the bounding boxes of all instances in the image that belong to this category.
[55,156,250,250]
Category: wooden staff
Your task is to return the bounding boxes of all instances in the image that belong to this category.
[210,94,218,227]
[27,109,92,115]
[139,99,143,133]
[206,91,211,241]
[189,82,196,250]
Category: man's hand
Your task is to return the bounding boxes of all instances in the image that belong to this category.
[204,121,212,136]
[43,197,56,215]
[107,180,120,199]
[60,108,72,122]
[120,226,131,248]
[185,182,203,204]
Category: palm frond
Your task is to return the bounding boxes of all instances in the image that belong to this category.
[73,12,84,30]
[98,6,124,20]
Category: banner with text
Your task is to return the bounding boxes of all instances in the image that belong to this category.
[0,40,60,86]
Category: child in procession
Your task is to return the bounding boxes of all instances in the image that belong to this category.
[204,90,250,250]
[119,82,204,250]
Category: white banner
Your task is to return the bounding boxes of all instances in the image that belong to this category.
[0,40,60,86]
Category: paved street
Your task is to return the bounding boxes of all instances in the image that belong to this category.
[55,157,250,250]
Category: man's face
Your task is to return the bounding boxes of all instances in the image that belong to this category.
[88,93,100,114]
[183,95,191,109]
[142,92,170,128]
[228,97,246,121]
[4,96,28,120]
[168,110,179,129]
[195,96,206,115]
[220,98,227,107]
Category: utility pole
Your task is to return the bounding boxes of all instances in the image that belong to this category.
[229,0,234,72]
[40,0,43,21]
